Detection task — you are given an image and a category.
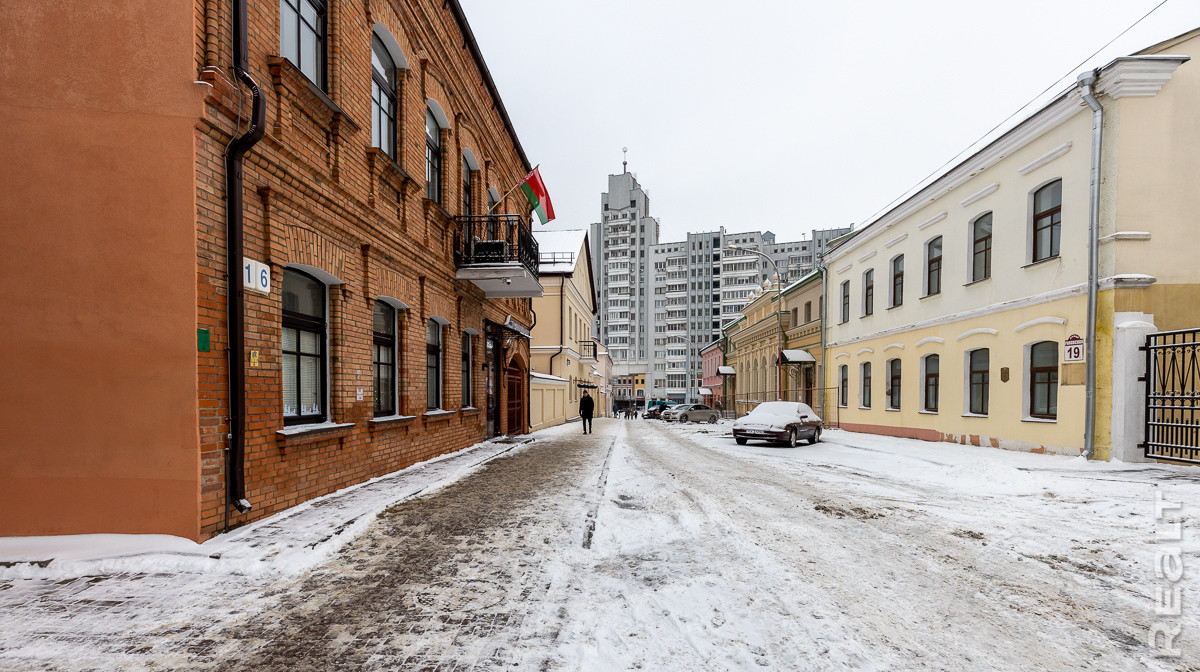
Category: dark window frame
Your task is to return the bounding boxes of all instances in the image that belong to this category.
[891,255,904,307]
[861,361,872,409]
[923,354,939,412]
[840,280,850,324]
[969,348,990,415]
[1032,180,1062,262]
[926,236,942,296]
[282,269,327,426]
[972,213,992,282]
[461,331,473,408]
[1030,341,1059,419]
[279,0,327,88]
[370,35,397,158]
[462,158,473,216]
[863,269,874,316]
[372,301,397,417]
[887,358,902,410]
[425,109,442,204]
[426,319,443,410]
[839,365,848,407]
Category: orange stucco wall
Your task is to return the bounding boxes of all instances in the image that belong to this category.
[0,3,204,538]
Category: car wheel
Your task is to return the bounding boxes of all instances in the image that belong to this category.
[680,414,689,423]
[787,428,798,448]
[735,437,747,445]
[808,428,821,445]
[708,414,717,424]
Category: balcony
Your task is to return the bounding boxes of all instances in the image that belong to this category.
[580,341,598,361]
[455,215,542,298]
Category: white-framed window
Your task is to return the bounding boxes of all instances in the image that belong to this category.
[425,109,442,203]
[862,269,874,316]
[282,269,328,424]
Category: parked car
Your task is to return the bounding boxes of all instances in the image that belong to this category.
[732,401,822,447]
[643,402,678,419]
[673,403,719,424]
[659,404,691,422]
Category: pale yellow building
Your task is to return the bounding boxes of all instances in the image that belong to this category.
[824,29,1200,461]
[529,230,601,431]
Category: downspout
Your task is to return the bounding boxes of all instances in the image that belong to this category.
[527,304,536,431]
[1078,69,1102,460]
[225,0,266,516]
[819,262,828,424]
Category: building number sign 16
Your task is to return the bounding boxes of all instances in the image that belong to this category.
[243,258,271,295]
[1064,334,1085,363]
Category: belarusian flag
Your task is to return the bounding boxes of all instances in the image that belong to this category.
[520,166,556,224]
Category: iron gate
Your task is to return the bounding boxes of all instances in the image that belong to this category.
[1144,328,1200,463]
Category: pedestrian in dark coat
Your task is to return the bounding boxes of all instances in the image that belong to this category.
[579,390,595,434]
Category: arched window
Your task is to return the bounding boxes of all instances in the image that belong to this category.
[371,35,397,158]
[462,157,473,216]
[425,109,442,203]
[372,301,396,416]
[280,0,326,88]
[925,236,942,296]
[426,319,443,409]
[1030,341,1059,419]
[922,354,939,412]
[282,269,327,424]
[1033,180,1062,262]
[971,213,992,282]
[968,348,990,415]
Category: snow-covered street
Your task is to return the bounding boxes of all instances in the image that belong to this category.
[2,419,1198,671]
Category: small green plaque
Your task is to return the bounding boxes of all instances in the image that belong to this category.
[197,328,210,352]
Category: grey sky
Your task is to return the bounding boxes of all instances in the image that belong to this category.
[460,0,1200,243]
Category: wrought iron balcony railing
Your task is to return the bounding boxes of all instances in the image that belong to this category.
[456,214,539,280]
[579,341,598,360]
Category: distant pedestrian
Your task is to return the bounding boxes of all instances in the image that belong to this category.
[580,390,594,434]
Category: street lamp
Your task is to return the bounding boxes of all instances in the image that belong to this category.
[727,244,787,401]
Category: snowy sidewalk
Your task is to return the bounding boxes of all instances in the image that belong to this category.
[0,434,536,580]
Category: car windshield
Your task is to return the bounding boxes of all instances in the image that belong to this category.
[750,402,806,417]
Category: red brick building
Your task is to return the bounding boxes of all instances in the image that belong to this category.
[1,0,542,540]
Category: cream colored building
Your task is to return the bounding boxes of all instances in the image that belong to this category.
[529,230,602,431]
[824,29,1200,461]
[724,270,828,419]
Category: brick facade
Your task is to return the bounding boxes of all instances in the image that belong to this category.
[191,0,538,538]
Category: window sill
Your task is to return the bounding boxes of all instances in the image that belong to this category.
[1022,416,1057,424]
[919,292,941,301]
[885,407,901,412]
[275,421,355,449]
[423,198,454,222]
[858,406,871,411]
[460,407,483,416]
[366,147,414,183]
[961,412,989,419]
[368,414,417,429]
[963,277,991,288]
[918,409,939,415]
[267,56,361,132]
[1022,255,1060,269]
[887,304,903,311]
[423,409,457,421]
[860,312,874,319]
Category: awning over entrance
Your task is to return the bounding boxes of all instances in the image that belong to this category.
[781,349,816,363]
[717,366,736,375]
[698,388,713,395]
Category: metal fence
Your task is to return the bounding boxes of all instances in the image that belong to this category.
[1144,328,1200,464]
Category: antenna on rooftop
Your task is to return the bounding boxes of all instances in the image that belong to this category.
[622,147,628,174]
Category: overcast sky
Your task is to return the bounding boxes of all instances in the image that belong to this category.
[460,0,1200,244]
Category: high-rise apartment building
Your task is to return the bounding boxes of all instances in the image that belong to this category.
[592,171,849,405]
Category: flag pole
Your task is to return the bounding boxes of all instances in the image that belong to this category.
[488,166,537,215]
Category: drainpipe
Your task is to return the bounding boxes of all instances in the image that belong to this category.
[1078,69,1102,460]
[225,0,266,516]
[527,305,536,431]
[818,262,828,424]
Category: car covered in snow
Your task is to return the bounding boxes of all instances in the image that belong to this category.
[662,403,718,424]
[732,401,822,447]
